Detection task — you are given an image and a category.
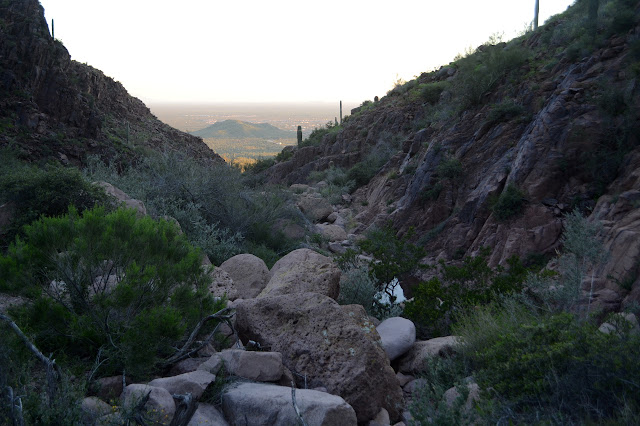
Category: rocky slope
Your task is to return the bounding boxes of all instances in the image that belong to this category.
[0,0,221,165]
[263,3,640,312]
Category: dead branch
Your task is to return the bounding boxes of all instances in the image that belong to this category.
[5,386,24,426]
[162,307,235,367]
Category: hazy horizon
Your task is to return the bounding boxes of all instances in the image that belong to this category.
[39,0,574,104]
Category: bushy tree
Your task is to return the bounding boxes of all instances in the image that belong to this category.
[2,206,220,379]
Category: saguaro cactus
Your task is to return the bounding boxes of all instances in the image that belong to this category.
[52,18,55,39]
[297,126,302,146]
[340,100,343,125]
[533,0,539,30]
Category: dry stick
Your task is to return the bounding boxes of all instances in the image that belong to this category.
[0,313,62,407]
[170,393,198,426]
[163,307,235,366]
[291,381,308,426]
[5,386,25,426]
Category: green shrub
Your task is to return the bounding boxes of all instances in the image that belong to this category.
[338,266,379,316]
[404,252,527,337]
[456,306,640,423]
[454,43,529,107]
[436,156,463,179]
[3,206,220,380]
[358,224,426,286]
[85,151,300,265]
[0,151,108,249]
[346,161,378,189]
[419,181,444,204]
[491,184,526,221]
[419,81,449,105]
[485,100,525,126]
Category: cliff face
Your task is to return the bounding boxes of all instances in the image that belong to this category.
[265,6,640,311]
[0,0,221,164]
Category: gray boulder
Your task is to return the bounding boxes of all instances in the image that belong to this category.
[235,293,404,423]
[208,268,238,300]
[148,370,216,400]
[121,384,175,424]
[260,249,341,300]
[96,181,147,216]
[315,224,348,242]
[298,195,333,222]
[397,336,459,374]
[219,254,270,299]
[187,403,229,425]
[220,349,284,382]
[222,382,357,426]
[376,317,416,361]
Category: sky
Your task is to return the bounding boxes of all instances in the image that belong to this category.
[38,0,575,104]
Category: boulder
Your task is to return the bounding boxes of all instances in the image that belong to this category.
[167,357,209,376]
[235,293,404,423]
[368,407,390,426]
[198,353,224,375]
[598,313,640,335]
[148,370,216,400]
[222,382,357,426]
[443,382,480,411]
[259,249,341,300]
[397,336,459,374]
[121,384,175,424]
[298,195,333,222]
[219,254,270,299]
[187,403,229,425]
[315,224,348,242]
[208,268,238,300]
[81,397,112,424]
[220,349,284,382]
[376,317,416,361]
[89,375,131,402]
[95,181,147,216]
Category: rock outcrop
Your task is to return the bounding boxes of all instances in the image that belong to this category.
[0,0,223,166]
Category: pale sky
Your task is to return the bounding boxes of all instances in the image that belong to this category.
[39,0,574,104]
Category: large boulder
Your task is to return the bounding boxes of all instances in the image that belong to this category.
[121,384,175,425]
[298,195,333,222]
[187,403,229,425]
[222,382,357,426]
[220,349,284,382]
[259,249,341,300]
[397,336,459,374]
[315,224,348,242]
[219,254,270,299]
[235,293,404,423]
[147,370,216,400]
[376,317,416,361]
[95,181,147,216]
[208,268,239,300]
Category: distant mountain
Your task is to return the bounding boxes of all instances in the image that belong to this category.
[191,120,295,139]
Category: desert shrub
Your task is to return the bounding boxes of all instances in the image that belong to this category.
[275,147,293,162]
[338,266,379,315]
[409,356,475,425]
[436,156,463,179]
[456,306,640,423]
[419,181,444,204]
[404,253,527,338]
[3,206,220,380]
[0,150,108,249]
[454,42,529,107]
[85,151,301,265]
[491,184,526,221]
[245,156,275,173]
[525,210,604,313]
[358,224,426,286]
[419,81,449,105]
[346,161,377,189]
[485,100,525,125]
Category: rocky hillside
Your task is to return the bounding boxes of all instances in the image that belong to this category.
[262,1,640,312]
[0,0,221,165]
